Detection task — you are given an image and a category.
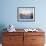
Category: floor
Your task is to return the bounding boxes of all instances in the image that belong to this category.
[0,44,2,46]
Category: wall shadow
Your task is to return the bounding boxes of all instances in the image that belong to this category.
[0,24,7,43]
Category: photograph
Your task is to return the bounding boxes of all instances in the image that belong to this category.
[17,7,35,22]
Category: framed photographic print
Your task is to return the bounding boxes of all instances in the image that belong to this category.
[17,7,35,22]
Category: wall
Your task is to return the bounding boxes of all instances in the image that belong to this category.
[0,0,46,30]
[0,0,46,43]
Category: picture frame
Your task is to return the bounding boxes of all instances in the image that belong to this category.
[17,7,35,22]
